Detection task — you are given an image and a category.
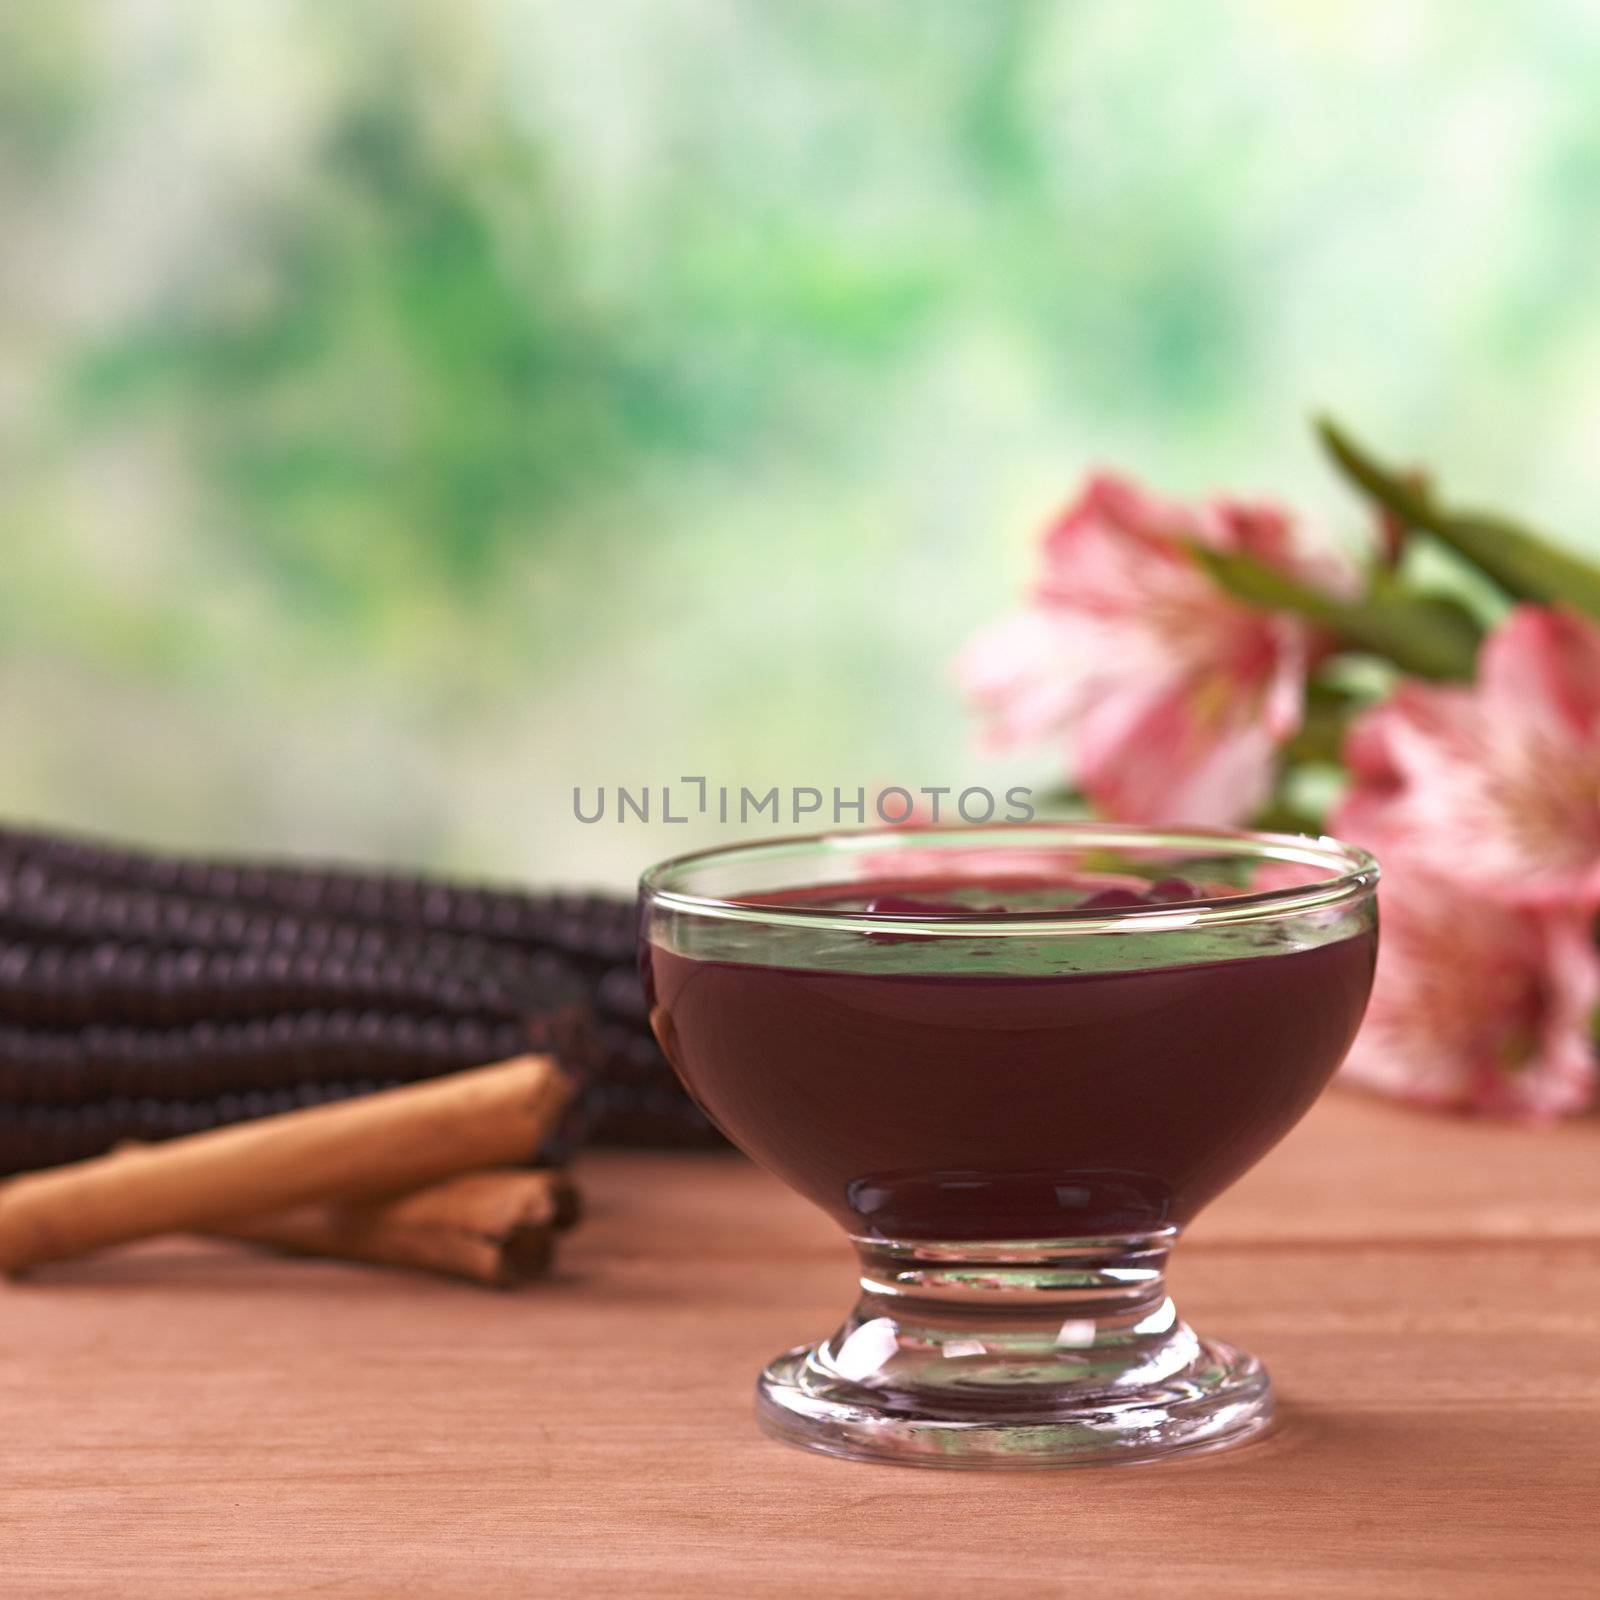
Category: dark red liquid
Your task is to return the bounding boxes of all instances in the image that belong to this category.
[642,883,1376,1241]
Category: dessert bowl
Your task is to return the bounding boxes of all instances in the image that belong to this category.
[639,823,1378,1468]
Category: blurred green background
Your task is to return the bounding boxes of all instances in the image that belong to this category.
[3,1,1599,888]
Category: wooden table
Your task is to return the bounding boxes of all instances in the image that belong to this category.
[4,1092,1597,1597]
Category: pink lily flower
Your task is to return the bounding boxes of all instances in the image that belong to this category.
[1340,856,1599,1120]
[1336,605,1600,907]
[958,474,1336,827]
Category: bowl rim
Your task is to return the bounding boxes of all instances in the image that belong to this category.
[638,822,1379,938]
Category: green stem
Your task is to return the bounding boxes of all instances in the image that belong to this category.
[1280,682,1359,765]
[1318,418,1600,621]
[1186,542,1481,680]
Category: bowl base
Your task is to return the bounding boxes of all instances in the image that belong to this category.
[756,1337,1273,1470]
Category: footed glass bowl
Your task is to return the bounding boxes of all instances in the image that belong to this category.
[639,824,1378,1469]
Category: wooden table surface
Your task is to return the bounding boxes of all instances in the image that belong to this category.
[3,1091,1597,1597]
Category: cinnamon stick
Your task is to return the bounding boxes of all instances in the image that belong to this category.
[208,1169,581,1288]
[0,1054,572,1274]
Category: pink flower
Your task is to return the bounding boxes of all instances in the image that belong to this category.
[1340,857,1599,1119]
[958,474,1334,827]
[1336,605,1600,907]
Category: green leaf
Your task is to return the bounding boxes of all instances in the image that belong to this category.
[1318,418,1600,621]
[1186,542,1482,680]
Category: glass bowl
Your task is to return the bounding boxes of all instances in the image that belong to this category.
[639,823,1378,1468]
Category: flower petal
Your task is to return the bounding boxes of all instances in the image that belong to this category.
[1335,607,1600,906]
[959,472,1333,825]
[1339,855,1600,1120]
